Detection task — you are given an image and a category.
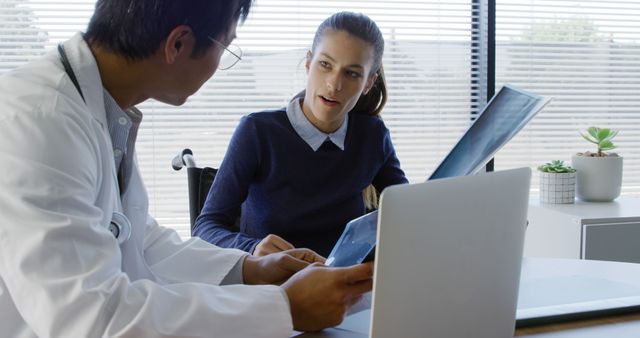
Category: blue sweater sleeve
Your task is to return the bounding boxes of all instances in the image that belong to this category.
[193,116,261,253]
[372,124,409,191]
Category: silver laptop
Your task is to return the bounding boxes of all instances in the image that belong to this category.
[296,167,531,338]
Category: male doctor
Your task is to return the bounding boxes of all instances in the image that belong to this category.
[0,1,373,337]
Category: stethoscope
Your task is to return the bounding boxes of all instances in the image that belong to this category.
[109,212,132,245]
[58,42,132,245]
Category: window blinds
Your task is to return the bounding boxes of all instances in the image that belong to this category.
[1,0,483,238]
[495,0,640,197]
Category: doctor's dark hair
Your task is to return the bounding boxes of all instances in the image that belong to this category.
[315,11,387,117]
[85,0,253,60]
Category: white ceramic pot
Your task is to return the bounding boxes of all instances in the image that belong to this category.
[571,154,623,202]
[539,171,576,204]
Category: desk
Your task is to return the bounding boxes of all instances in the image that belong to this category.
[524,196,640,263]
[296,258,640,338]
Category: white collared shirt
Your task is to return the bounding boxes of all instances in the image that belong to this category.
[286,97,348,151]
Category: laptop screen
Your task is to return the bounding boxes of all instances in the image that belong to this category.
[428,85,549,180]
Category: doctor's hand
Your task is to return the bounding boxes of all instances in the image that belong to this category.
[282,262,374,332]
[243,248,325,285]
[253,234,295,256]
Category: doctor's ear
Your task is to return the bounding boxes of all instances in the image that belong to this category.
[163,25,193,64]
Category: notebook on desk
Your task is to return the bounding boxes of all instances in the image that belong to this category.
[516,273,640,327]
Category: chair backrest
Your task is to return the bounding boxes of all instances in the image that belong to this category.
[186,166,217,231]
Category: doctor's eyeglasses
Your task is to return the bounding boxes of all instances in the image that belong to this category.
[208,37,242,70]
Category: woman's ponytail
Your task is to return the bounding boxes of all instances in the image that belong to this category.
[350,66,387,117]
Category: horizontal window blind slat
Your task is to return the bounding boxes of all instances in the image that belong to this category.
[497,0,640,198]
[20,1,640,235]
[0,0,485,237]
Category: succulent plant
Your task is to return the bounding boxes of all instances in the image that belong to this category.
[579,126,618,157]
[538,160,576,173]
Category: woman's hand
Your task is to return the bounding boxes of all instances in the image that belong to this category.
[242,248,325,285]
[253,234,295,256]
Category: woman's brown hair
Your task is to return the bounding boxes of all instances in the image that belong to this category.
[295,12,388,209]
[295,11,388,117]
[311,12,388,208]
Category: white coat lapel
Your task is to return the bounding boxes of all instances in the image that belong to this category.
[60,33,156,281]
[60,33,108,129]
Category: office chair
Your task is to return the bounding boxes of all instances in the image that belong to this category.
[171,149,218,232]
[172,149,378,235]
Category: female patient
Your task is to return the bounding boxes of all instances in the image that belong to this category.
[193,12,408,257]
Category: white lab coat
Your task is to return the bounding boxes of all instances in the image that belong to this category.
[0,33,293,338]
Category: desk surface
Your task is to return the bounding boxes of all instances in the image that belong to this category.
[296,258,640,338]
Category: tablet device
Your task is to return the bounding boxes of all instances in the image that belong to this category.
[326,211,377,267]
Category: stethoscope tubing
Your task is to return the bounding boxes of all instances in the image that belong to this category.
[58,42,130,245]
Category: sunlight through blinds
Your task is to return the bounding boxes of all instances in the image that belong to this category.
[1,0,483,238]
[495,0,640,197]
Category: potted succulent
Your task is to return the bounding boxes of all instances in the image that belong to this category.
[571,127,623,202]
[538,160,577,204]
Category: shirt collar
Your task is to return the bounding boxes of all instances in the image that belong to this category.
[286,97,347,151]
[103,89,142,167]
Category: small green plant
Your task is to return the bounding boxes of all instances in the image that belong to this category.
[580,126,618,157]
[538,160,576,173]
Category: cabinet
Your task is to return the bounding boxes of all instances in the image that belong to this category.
[523,196,640,263]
